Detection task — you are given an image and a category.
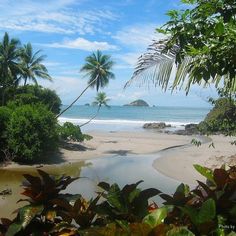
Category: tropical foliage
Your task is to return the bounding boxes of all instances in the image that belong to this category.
[19,43,52,86]
[80,92,110,127]
[0,33,52,105]
[57,50,115,118]
[1,165,236,235]
[125,0,236,94]
[58,122,92,142]
[198,97,236,136]
[6,104,58,163]
[81,50,115,91]
[0,33,95,163]
[6,85,62,115]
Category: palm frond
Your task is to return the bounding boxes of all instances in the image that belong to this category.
[125,38,236,94]
[124,39,178,89]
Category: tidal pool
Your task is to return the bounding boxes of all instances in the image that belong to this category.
[0,153,181,219]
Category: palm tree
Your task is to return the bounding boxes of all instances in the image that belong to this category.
[80,92,110,127]
[56,50,115,118]
[0,32,21,105]
[19,43,52,86]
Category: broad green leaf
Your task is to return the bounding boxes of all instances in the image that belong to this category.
[166,226,195,236]
[198,198,216,224]
[6,223,22,236]
[193,164,215,184]
[175,183,190,196]
[128,188,141,203]
[179,206,198,225]
[106,184,125,211]
[143,207,168,228]
[227,232,236,236]
[215,22,224,35]
[19,204,44,228]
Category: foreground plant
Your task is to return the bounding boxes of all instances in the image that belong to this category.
[1,165,236,235]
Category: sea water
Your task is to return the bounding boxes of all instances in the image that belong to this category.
[59,105,211,131]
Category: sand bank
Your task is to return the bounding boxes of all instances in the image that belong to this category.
[2,131,235,185]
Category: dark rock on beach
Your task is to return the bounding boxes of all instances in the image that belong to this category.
[174,123,199,135]
[143,122,171,129]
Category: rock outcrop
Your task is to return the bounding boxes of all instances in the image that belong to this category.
[143,122,171,129]
[174,123,199,135]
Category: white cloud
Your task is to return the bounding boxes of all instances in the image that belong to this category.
[44,37,118,51]
[114,52,141,69]
[0,1,117,34]
[113,24,164,49]
[39,75,89,104]
[109,91,147,104]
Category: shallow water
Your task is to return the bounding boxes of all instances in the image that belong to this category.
[0,153,181,219]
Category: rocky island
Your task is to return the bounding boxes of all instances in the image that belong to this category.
[124,99,149,107]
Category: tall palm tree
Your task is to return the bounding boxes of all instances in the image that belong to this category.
[19,43,52,86]
[0,32,21,105]
[80,92,110,127]
[56,50,115,118]
[80,50,115,91]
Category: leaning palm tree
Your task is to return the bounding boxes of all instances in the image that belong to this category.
[19,43,52,86]
[0,32,21,105]
[56,50,115,118]
[80,92,110,127]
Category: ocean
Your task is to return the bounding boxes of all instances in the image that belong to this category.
[59,105,211,132]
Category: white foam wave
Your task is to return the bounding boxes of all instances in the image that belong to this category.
[58,117,195,127]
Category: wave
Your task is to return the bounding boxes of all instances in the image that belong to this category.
[58,117,196,127]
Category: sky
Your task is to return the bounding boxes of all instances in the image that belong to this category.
[0,0,218,107]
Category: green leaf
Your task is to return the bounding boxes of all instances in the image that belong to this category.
[181,0,196,4]
[106,184,125,211]
[175,183,190,196]
[128,188,141,203]
[19,204,44,228]
[143,207,168,228]
[193,164,215,184]
[215,22,224,35]
[6,223,22,236]
[166,226,195,236]
[198,198,216,224]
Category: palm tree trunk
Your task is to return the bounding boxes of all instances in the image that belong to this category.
[56,75,99,118]
[79,105,101,128]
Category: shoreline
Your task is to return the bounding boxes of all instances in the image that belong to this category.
[1,130,235,219]
[1,130,235,184]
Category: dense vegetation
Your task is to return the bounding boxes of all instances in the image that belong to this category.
[0,33,92,163]
[1,165,236,235]
[198,97,236,136]
[127,0,236,94]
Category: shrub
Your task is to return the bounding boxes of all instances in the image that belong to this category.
[198,97,236,135]
[6,85,62,115]
[58,122,92,142]
[6,104,58,163]
[0,106,12,160]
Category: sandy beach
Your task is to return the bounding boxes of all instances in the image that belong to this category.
[0,130,235,219]
[61,131,236,185]
[2,130,235,185]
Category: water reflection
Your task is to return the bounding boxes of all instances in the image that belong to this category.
[0,154,181,219]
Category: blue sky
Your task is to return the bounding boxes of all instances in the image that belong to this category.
[0,0,217,107]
